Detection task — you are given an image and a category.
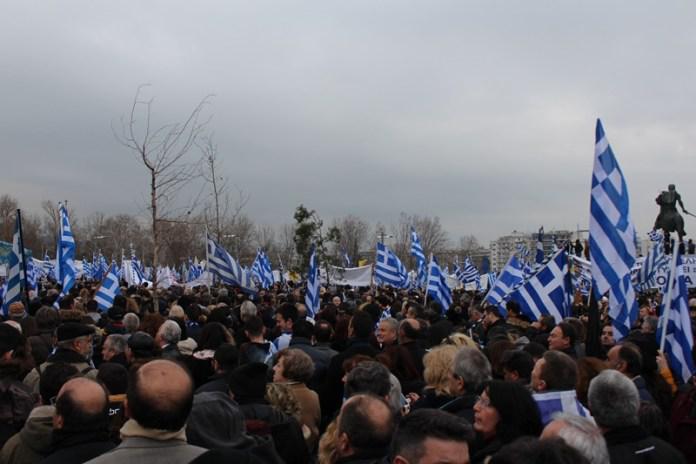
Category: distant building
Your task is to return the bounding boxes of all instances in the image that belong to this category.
[489,229,574,272]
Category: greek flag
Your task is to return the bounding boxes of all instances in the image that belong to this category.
[569,255,593,296]
[2,214,24,316]
[42,252,55,280]
[507,249,572,323]
[95,263,121,311]
[483,255,525,317]
[648,229,663,242]
[187,257,203,282]
[305,245,320,318]
[28,258,41,290]
[375,242,409,288]
[54,204,77,306]
[427,256,452,313]
[486,272,497,290]
[658,250,695,383]
[251,250,274,289]
[206,233,256,293]
[82,258,94,280]
[535,227,545,265]
[551,234,559,253]
[635,240,669,291]
[589,119,638,340]
[342,246,352,268]
[516,243,530,260]
[455,257,481,289]
[410,228,427,287]
[533,390,592,426]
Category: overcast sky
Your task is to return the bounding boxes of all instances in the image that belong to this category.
[3,1,696,246]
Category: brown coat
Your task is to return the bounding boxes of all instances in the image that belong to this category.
[287,383,321,450]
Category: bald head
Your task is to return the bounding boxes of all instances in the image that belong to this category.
[127,359,194,431]
[399,318,419,343]
[337,394,395,458]
[54,377,109,432]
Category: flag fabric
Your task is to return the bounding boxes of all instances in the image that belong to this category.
[2,214,24,316]
[648,229,663,242]
[410,228,427,287]
[516,243,530,260]
[486,272,497,289]
[251,250,274,289]
[533,390,592,426]
[507,249,572,323]
[55,204,77,301]
[26,258,38,290]
[658,250,695,383]
[483,255,525,317]
[551,234,559,253]
[535,227,545,265]
[455,257,481,289]
[375,242,409,288]
[634,240,669,291]
[569,255,593,296]
[342,247,352,268]
[427,256,452,313]
[589,119,638,340]
[82,258,94,280]
[206,233,256,293]
[94,264,121,311]
[305,245,320,318]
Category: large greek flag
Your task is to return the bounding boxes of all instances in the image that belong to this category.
[410,228,427,287]
[658,250,695,383]
[95,263,121,311]
[2,215,24,316]
[305,245,320,318]
[251,250,274,289]
[589,119,638,340]
[427,256,452,313]
[483,255,525,316]
[55,204,77,305]
[375,242,409,288]
[206,233,256,293]
[507,249,572,323]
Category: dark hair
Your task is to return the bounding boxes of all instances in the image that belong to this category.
[126,363,194,431]
[214,344,239,372]
[36,307,59,331]
[277,303,298,323]
[506,300,521,316]
[407,302,425,319]
[556,322,577,346]
[39,363,79,405]
[539,315,556,332]
[362,303,382,324]
[55,382,110,433]
[485,380,543,444]
[617,343,643,377]
[501,350,534,381]
[391,409,473,462]
[313,320,333,343]
[351,311,374,339]
[244,316,265,337]
[489,437,589,464]
[345,361,392,398]
[292,320,314,339]
[197,322,229,351]
[338,394,394,454]
[540,350,578,390]
[97,363,129,395]
[522,342,547,361]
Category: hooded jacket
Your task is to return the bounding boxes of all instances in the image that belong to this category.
[0,406,54,464]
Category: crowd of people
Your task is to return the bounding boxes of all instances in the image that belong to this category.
[0,278,694,464]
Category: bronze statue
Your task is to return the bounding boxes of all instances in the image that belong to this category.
[654,184,689,242]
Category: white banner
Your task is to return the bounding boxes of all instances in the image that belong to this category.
[321,264,373,287]
[645,254,696,288]
[185,271,214,288]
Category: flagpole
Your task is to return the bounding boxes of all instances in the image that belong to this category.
[424,254,433,305]
[15,209,30,303]
[659,240,679,352]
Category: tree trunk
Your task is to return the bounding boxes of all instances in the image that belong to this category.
[151,169,159,313]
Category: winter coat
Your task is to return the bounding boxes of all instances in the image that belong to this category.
[604,425,686,464]
[0,405,54,464]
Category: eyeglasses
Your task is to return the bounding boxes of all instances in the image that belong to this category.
[474,395,491,408]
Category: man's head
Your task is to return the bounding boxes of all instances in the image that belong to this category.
[102,334,127,362]
[547,322,576,352]
[155,320,181,348]
[450,347,492,396]
[392,409,473,464]
[56,323,95,359]
[531,350,577,393]
[123,313,140,334]
[541,413,609,464]
[501,350,535,384]
[641,316,658,335]
[239,300,257,322]
[243,315,265,340]
[483,307,501,326]
[606,342,642,377]
[52,377,109,433]
[344,361,392,399]
[336,393,395,459]
[588,369,640,430]
[7,302,26,321]
[126,359,194,431]
[275,303,298,332]
[377,318,399,346]
[600,324,615,348]
[0,323,22,361]
[399,318,420,344]
[39,363,79,406]
[349,311,374,340]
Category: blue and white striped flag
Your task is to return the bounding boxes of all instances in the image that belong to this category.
[54,204,77,307]
[483,255,525,317]
[94,263,121,311]
[507,249,572,323]
[305,245,320,318]
[82,258,94,280]
[569,255,593,296]
[648,229,663,242]
[589,119,638,340]
[516,243,530,260]
[658,250,695,383]
[535,227,545,265]
[2,214,24,316]
[342,246,352,268]
[27,258,39,290]
[42,252,55,280]
[251,250,274,289]
[486,272,497,290]
[634,240,669,291]
[533,390,592,426]
[206,233,256,293]
[375,242,409,288]
[455,257,481,289]
[551,234,559,253]
[427,256,452,313]
[410,228,427,288]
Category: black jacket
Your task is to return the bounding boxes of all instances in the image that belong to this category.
[41,429,115,464]
[604,425,686,464]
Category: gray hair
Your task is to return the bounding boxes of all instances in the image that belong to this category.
[588,369,640,428]
[105,334,127,354]
[240,300,257,320]
[452,346,491,394]
[379,317,399,333]
[123,313,140,333]
[642,316,658,333]
[552,413,609,464]
[217,288,229,298]
[158,320,182,345]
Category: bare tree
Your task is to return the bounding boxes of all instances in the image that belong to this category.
[391,213,448,267]
[0,195,18,242]
[114,85,212,310]
[332,215,370,265]
[458,235,481,257]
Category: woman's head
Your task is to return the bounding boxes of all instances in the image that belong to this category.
[474,380,542,443]
[273,348,315,383]
[423,345,458,395]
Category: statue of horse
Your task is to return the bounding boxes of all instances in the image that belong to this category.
[654,184,689,243]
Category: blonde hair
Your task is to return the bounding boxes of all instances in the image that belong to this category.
[266,382,302,422]
[442,332,478,348]
[423,344,459,395]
